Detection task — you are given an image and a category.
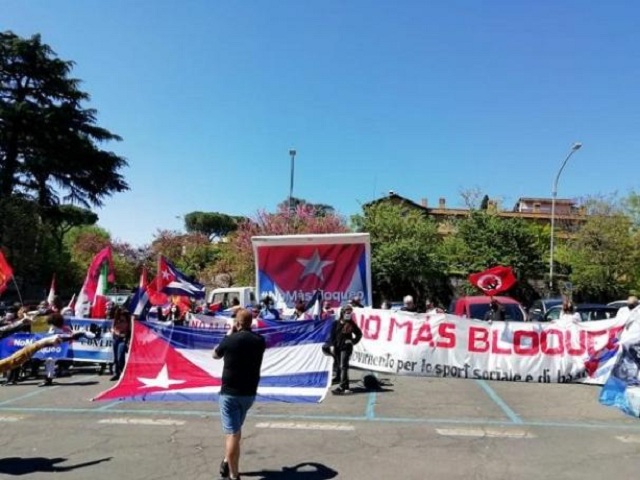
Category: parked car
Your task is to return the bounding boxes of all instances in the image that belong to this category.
[542,304,619,322]
[389,301,405,311]
[448,296,527,322]
[607,300,628,311]
[527,298,564,322]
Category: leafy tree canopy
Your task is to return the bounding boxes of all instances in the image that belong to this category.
[352,202,448,306]
[277,197,335,217]
[184,211,243,241]
[0,31,128,207]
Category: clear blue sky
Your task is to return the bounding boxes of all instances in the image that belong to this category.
[4,1,639,246]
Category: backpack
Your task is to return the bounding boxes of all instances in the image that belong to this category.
[362,374,382,391]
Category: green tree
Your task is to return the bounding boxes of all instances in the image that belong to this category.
[277,197,336,217]
[184,211,242,241]
[222,203,349,286]
[64,225,111,284]
[623,190,640,229]
[352,202,448,305]
[150,230,218,280]
[559,201,639,301]
[442,211,547,300]
[0,31,128,206]
[46,204,99,249]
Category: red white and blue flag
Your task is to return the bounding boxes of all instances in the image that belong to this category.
[94,319,333,403]
[155,256,205,299]
[599,308,640,417]
[129,267,151,318]
[252,234,371,309]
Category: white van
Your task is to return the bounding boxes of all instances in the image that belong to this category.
[207,287,256,310]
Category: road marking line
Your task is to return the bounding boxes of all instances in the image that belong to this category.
[615,435,640,443]
[0,374,100,407]
[0,415,24,422]
[475,379,523,424]
[256,421,355,431]
[98,418,185,426]
[436,427,535,439]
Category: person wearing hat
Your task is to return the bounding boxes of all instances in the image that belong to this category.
[329,304,363,395]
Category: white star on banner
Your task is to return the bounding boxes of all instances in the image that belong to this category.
[138,365,186,389]
[161,269,172,280]
[297,250,333,281]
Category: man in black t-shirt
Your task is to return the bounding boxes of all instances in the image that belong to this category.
[213,309,265,480]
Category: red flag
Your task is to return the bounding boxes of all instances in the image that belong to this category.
[139,266,148,290]
[468,266,517,296]
[171,295,191,314]
[91,262,110,318]
[0,250,14,295]
[76,246,115,317]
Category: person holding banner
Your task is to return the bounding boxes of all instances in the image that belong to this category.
[259,296,280,321]
[483,297,506,323]
[3,306,33,385]
[41,311,71,386]
[1,331,94,377]
[557,300,581,325]
[0,309,32,340]
[111,309,131,381]
[330,304,363,395]
[212,308,266,480]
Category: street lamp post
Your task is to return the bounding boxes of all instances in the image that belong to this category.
[549,142,582,295]
[288,149,296,213]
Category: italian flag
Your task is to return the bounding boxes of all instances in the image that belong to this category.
[91,262,110,318]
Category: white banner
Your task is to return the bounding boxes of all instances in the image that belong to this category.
[351,309,625,385]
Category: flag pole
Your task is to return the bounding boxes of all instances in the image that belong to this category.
[157,254,162,293]
[11,277,24,305]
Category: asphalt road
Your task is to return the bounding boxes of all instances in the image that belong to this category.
[0,368,639,479]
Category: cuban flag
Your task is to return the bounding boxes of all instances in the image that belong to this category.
[93,319,333,403]
[303,289,323,320]
[155,256,205,299]
[252,234,371,309]
[129,267,151,319]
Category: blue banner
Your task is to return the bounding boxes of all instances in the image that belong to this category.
[0,333,70,360]
[64,317,114,363]
[0,317,114,364]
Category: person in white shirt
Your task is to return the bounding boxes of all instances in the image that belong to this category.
[616,296,639,323]
[425,299,444,315]
[557,301,581,325]
[41,311,71,386]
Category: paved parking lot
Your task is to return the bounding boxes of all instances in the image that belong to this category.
[0,369,639,479]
